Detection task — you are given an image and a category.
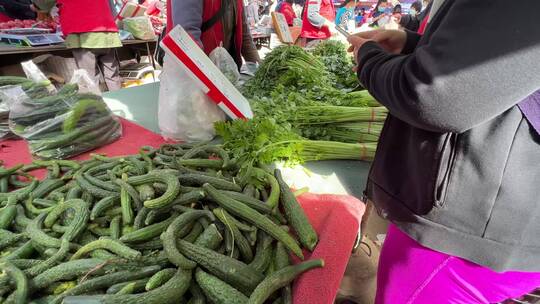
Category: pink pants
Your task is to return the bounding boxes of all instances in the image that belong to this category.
[376,225,540,304]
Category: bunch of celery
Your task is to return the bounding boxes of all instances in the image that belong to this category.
[214,117,376,166]
[216,45,388,164]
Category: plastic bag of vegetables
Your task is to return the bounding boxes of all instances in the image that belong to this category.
[7,82,122,159]
[0,76,44,140]
[123,16,157,40]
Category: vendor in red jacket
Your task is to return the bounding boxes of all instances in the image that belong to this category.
[167,0,260,69]
[33,0,122,91]
[279,0,296,26]
[300,0,335,43]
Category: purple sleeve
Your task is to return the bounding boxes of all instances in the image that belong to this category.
[171,0,204,45]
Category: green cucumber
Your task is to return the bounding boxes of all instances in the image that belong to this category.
[26,238,70,277]
[83,172,119,192]
[184,221,204,243]
[24,196,55,215]
[3,241,34,260]
[26,213,80,250]
[127,171,180,209]
[90,196,119,220]
[275,170,318,251]
[63,99,108,133]
[161,210,214,269]
[33,115,115,152]
[178,159,224,169]
[32,179,65,199]
[32,259,106,290]
[136,184,155,201]
[8,259,42,270]
[177,239,264,294]
[0,230,24,250]
[119,212,178,243]
[115,177,142,211]
[44,198,90,242]
[55,265,161,302]
[144,190,205,225]
[249,231,274,273]
[0,179,38,202]
[188,282,206,304]
[219,191,273,214]
[203,184,303,260]
[109,215,122,239]
[247,259,324,304]
[178,174,241,192]
[145,268,176,291]
[195,268,248,304]
[213,208,253,263]
[76,174,117,198]
[274,242,292,304]
[0,261,28,304]
[119,174,134,225]
[133,207,150,230]
[70,239,141,260]
[0,204,16,229]
[194,224,223,250]
[130,238,163,251]
[115,279,149,295]
[66,268,192,304]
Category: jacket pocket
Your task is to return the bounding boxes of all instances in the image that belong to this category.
[433,133,458,208]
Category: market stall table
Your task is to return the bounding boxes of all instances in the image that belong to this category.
[103,83,372,199]
[1,118,365,304]
[0,39,158,69]
[252,32,271,49]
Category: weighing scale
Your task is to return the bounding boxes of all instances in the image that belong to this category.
[0,33,64,47]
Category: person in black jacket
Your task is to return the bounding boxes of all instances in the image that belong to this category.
[0,0,36,20]
[399,0,421,31]
[348,0,540,303]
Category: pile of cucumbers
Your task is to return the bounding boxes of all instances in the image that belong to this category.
[0,142,324,304]
[0,76,121,159]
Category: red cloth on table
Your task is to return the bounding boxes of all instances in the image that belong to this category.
[0,118,365,304]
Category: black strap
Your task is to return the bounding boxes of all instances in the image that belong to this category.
[201,0,231,33]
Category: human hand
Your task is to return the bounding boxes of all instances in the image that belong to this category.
[347,35,374,69]
[371,29,407,54]
[347,29,407,56]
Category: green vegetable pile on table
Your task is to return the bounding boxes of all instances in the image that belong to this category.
[0,142,324,304]
[5,80,122,160]
[217,43,387,165]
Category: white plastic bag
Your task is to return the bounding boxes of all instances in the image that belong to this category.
[69,69,102,96]
[158,55,225,142]
[209,47,240,85]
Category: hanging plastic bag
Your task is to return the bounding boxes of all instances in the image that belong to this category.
[208,46,240,85]
[158,55,225,142]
